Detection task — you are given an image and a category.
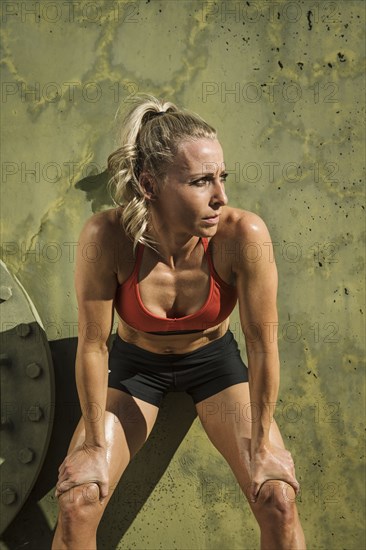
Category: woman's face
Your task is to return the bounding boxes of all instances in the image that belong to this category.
[149,138,228,238]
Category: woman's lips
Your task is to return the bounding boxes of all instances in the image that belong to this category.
[203,215,220,225]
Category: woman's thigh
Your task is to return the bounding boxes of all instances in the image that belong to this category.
[59,387,160,508]
[195,382,286,493]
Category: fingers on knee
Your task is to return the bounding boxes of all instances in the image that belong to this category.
[58,483,102,520]
[256,481,296,519]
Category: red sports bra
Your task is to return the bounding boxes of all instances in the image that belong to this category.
[114,237,237,333]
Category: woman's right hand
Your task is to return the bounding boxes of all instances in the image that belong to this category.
[55,442,109,502]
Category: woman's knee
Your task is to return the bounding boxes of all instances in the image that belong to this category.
[253,481,296,526]
[58,483,104,526]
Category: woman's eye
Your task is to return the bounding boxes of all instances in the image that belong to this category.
[191,179,209,186]
[190,174,228,186]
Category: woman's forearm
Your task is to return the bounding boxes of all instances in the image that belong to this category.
[247,349,280,453]
[75,349,109,448]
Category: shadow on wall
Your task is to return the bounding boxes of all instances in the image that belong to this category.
[1,335,197,550]
[75,169,113,212]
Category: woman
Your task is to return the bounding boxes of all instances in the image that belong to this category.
[52,94,306,549]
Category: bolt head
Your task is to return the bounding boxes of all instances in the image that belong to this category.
[28,406,43,422]
[0,285,12,301]
[18,447,35,464]
[2,488,17,505]
[26,362,43,379]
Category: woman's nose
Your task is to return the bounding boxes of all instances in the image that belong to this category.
[211,180,228,206]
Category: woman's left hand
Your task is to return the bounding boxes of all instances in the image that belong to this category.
[244,443,300,503]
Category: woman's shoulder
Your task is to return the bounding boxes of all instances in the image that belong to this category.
[78,207,135,277]
[215,207,276,273]
[78,207,133,261]
[218,206,272,243]
[80,206,129,242]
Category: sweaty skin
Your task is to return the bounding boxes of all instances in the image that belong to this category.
[53,138,306,550]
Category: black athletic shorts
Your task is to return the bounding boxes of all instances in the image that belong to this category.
[108,329,249,407]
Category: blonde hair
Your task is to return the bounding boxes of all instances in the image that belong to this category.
[107,93,217,252]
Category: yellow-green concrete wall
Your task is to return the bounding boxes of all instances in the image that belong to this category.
[1,1,365,548]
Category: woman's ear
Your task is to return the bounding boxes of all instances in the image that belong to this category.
[139,172,158,201]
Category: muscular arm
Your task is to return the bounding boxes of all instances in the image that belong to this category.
[233,213,299,499]
[234,214,279,449]
[74,216,117,446]
[56,213,118,498]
